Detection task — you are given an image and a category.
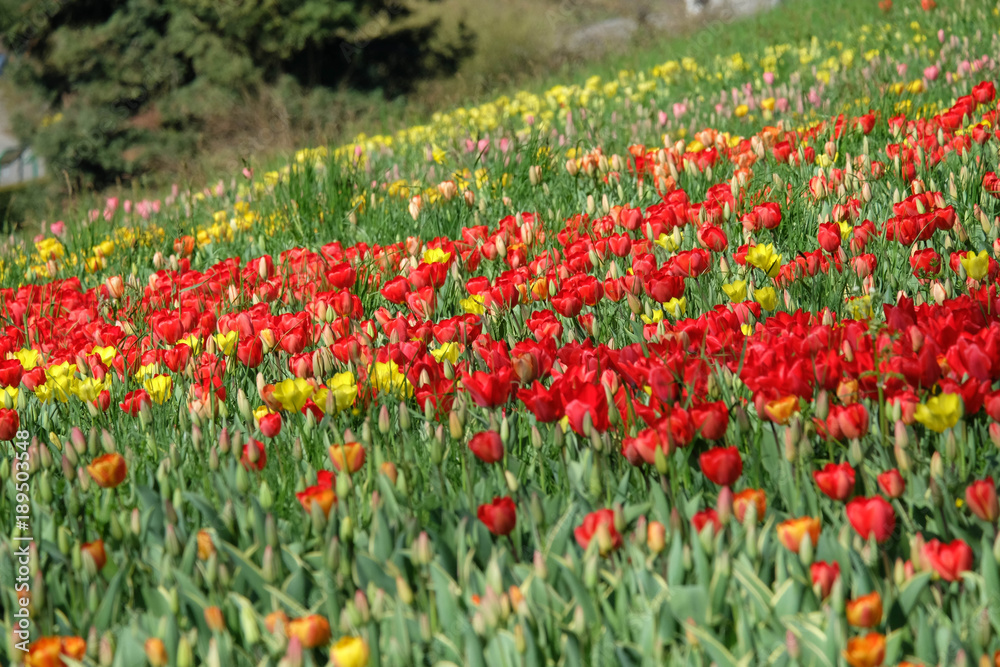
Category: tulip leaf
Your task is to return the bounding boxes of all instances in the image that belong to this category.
[355,552,398,593]
[732,558,771,620]
[556,560,599,627]
[667,533,684,586]
[220,543,270,600]
[896,571,932,618]
[376,473,403,520]
[771,578,803,618]
[683,623,740,667]
[182,491,235,542]
[980,535,1000,624]
[464,624,487,667]
[884,628,905,665]
[111,629,147,667]
[92,568,125,630]
[430,562,462,633]
[667,585,707,626]
[914,609,936,663]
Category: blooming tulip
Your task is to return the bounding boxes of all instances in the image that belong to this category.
[477,497,517,536]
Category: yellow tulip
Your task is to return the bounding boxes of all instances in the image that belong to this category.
[746,244,782,277]
[272,378,315,412]
[914,393,962,432]
[430,343,462,364]
[144,375,173,404]
[664,297,686,318]
[754,287,778,311]
[215,331,239,356]
[329,636,369,667]
[423,247,451,264]
[722,281,747,303]
[370,361,413,398]
[460,295,485,315]
[960,250,989,281]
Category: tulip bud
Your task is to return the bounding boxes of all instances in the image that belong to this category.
[648,521,667,554]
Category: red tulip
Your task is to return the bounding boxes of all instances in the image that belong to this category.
[468,430,504,464]
[817,222,842,253]
[846,496,896,543]
[119,389,151,416]
[698,446,742,486]
[876,469,905,499]
[0,408,19,441]
[836,403,870,439]
[478,496,517,536]
[574,509,622,554]
[973,81,996,104]
[563,384,609,434]
[0,358,23,388]
[241,439,267,471]
[691,509,721,535]
[920,537,973,581]
[690,401,728,440]
[965,478,999,522]
[259,412,283,438]
[813,462,856,501]
[462,369,512,408]
[810,561,840,599]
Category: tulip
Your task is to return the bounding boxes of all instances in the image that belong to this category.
[81,539,107,571]
[204,606,226,632]
[259,412,282,438]
[698,446,743,486]
[0,407,20,440]
[26,636,87,667]
[691,509,722,536]
[913,393,962,432]
[86,453,127,488]
[329,442,366,473]
[813,462,855,501]
[286,615,331,649]
[468,431,504,464]
[966,478,999,522]
[240,439,267,471]
[776,517,821,553]
[876,469,905,499]
[330,636,370,667]
[846,497,896,543]
[478,497,517,536]
[647,520,667,553]
[960,250,989,281]
[574,509,623,555]
[810,561,840,599]
[843,633,885,667]
[144,638,168,667]
[733,489,766,524]
[846,591,883,628]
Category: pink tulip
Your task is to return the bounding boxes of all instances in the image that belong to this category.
[763,71,775,85]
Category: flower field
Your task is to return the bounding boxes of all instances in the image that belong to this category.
[5,0,1000,665]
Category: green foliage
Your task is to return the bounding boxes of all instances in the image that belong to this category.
[0,0,474,190]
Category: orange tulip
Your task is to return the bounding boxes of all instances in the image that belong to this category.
[25,636,86,667]
[86,453,127,488]
[844,633,885,667]
[287,615,331,649]
[197,530,215,560]
[329,442,366,473]
[846,591,883,628]
[296,486,337,516]
[204,606,226,632]
[733,488,767,523]
[265,610,289,634]
[776,516,821,553]
[81,538,107,571]
[144,638,168,667]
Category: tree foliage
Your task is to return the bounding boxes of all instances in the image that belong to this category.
[0,0,474,189]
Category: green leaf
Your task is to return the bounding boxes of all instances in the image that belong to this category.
[92,568,125,631]
[684,624,740,667]
[667,586,707,627]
